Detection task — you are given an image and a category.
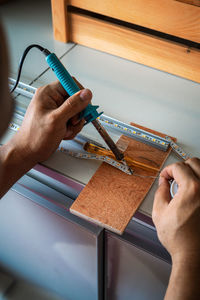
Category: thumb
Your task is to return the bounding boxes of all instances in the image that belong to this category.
[152,176,171,222]
[57,89,92,120]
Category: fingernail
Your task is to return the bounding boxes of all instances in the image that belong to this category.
[79,89,92,102]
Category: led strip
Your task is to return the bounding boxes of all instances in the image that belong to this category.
[58,146,132,175]
[98,115,169,151]
[8,122,132,175]
[8,123,131,175]
[9,121,190,165]
[9,78,36,98]
[9,78,170,151]
[165,136,191,160]
[9,122,20,132]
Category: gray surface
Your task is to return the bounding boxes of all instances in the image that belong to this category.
[1,281,64,300]
[0,190,100,300]
[106,233,171,300]
[0,0,74,83]
[0,271,13,299]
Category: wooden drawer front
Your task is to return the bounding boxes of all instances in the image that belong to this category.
[51,0,200,83]
[67,0,200,43]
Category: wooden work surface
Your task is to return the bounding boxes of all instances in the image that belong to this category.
[70,124,175,234]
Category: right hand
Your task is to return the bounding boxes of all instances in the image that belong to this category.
[9,80,92,163]
[152,158,200,263]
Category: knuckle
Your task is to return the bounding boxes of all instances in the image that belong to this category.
[35,87,42,94]
[35,85,51,96]
[67,97,76,108]
[42,84,52,93]
[188,157,200,165]
[175,161,184,169]
[44,84,52,93]
[66,97,80,114]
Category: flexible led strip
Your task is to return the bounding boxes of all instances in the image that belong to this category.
[8,122,191,165]
[165,136,191,160]
[8,121,132,175]
[58,146,132,175]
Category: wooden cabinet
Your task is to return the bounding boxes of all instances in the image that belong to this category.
[51,0,200,83]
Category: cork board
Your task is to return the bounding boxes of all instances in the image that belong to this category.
[70,123,175,234]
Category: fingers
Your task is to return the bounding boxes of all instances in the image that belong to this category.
[48,81,68,98]
[45,81,69,107]
[160,162,198,187]
[153,159,200,222]
[34,81,68,108]
[70,114,81,126]
[64,119,85,139]
[152,176,171,222]
[56,89,92,120]
[185,157,200,179]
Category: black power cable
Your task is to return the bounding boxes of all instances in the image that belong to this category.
[10,44,51,93]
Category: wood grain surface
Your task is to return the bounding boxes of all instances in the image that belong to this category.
[175,0,200,7]
[51,0,200,82]
[51,0,68,42]
[70,124,175,234]
[69,12,200,83]
[68,0,200,42]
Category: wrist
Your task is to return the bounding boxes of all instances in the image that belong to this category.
[165,252,200,300]
[172,251,200,270]
[1,137,38,170]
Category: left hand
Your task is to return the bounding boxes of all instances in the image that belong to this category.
[152,158,200,262]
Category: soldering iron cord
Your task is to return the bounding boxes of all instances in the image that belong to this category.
[10,44,50,93]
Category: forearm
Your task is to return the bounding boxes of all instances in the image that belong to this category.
[0,139,37,198]
[165,255,200,300]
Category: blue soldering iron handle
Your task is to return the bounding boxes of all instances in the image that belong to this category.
[46,53,103,123]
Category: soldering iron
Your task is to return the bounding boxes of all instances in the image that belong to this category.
[11,44,132,173]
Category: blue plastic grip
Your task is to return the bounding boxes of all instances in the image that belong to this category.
[46,53,103,123]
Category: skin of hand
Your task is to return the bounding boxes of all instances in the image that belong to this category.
[0,21,93,196]
[0,81,92,197]
[153,157,200,259]
[10,81,92,163]
[153,157,200,300]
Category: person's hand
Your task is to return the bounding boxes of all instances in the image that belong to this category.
[152,158,200,263]
[10,80,92,163]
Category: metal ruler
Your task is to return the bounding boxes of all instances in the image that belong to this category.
[9,78,170,152]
